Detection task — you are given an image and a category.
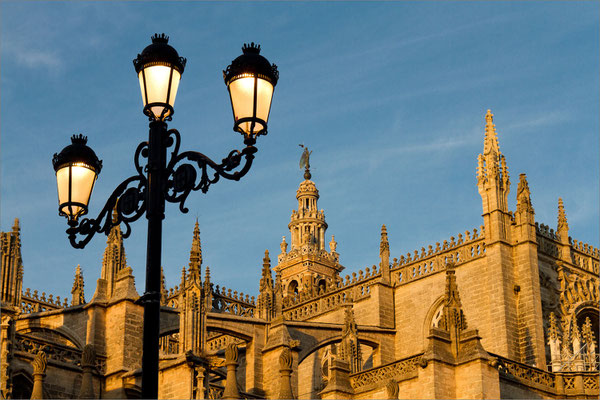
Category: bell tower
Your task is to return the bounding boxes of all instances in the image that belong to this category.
[275,148,343,297]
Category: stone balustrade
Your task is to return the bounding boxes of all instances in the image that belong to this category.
[490,353,599,397]
[392,236,486,285]
[21,288,68,314]
[349,353,423,392]
[14,333,106,373]
[211,285,256,318]
[283,274,377,321]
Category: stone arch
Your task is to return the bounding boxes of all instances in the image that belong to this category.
[298,335,380,365]
[288,279,299,296]
[11,369,33,399]
[17,324,84,350]
[574,301,599,349]
[297,335,379,398]
[422,295,445,347]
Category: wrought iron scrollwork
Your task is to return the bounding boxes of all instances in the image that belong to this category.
[66,141,149,249]
[163,128,257,213]
[65,126,258,247]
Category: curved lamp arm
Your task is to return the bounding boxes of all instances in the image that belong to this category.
[65,141,149,249]
[64,127,258,248]
[163,128,257,213]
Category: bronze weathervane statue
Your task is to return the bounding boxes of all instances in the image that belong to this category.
[299,144,312,180]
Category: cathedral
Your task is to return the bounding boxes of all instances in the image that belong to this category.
[1,110,598,399]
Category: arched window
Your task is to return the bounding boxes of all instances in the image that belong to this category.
[318,279,327,293]
[288,280,299,296]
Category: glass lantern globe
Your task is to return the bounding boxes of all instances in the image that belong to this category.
[223,43,279,144]
[52,134,103,222]
[133,33,187,121]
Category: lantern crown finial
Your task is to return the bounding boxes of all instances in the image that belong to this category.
[242,42,261,55]
[71,134,88,145]
[151,33,169,44]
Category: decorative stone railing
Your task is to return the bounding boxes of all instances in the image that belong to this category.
[282,272,379,321]
[349,353,423,392]
[534,222,599,275]
[391,232,486,285]
[206,334,245,354]
[20,288,68,314]
[211,285,256,318]
[490,353,599,396]
[571,245,599,275]
[14,333,106,373]
[159,332,179,356]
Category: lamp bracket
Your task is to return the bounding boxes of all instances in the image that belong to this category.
[64,124,257,248]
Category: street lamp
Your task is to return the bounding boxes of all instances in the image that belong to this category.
[52,34,278,399]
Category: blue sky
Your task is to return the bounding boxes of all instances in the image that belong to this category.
[1,1,598,301]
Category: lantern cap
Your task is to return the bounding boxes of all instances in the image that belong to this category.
[133,33,187,74]
[223,42,279,86]
[53,134,103,174]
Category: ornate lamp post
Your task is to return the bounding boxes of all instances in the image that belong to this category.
[52,34,278,398]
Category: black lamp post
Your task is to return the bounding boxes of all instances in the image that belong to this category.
[52,34,278,399]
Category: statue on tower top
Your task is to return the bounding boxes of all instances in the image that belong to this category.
[299,144,312,180]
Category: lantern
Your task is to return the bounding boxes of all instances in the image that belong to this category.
[223,43,279,143]
[133,33,187,120]
[52,134,102,221]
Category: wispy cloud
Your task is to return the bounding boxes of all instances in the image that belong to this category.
[3,41,63,72]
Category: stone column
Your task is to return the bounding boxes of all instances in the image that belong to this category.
[79,344,95,398]
[222,344,240,399]
[30,351,47,399]
[278,347,294,399]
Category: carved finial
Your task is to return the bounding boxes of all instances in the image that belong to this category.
[380,225,389,256]
[32,351,47,375]
[558,198,569,232]
[299,144,312,180]
[71,264,85,306]
[204,265,211,286]
[12,218,20,233]
[329,235,337,253]
[225,343,239,364]
[548,312,561,341]
[582,317,596,348]
[385,380,399,399]
[516,173,534,216]
[279,347,293,370]
[188,220,202,280]
[180,265,186,289]
[260,250,273,293]
[438,264,467,332]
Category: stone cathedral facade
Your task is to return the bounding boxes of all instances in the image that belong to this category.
[1,111,599,399]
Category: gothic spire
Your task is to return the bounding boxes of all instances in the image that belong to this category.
[203,265,211,292]
[260,250,273,292]
[379,225,389,258]
[71,265,85,306]
[483,109,500,157]
[477,109,510,197]
[101,208,127,298]
[557,197,569,233]
[379,225,390,284]
[188,220,202,282]
[548,312,560,341]
[438,264,467,332]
